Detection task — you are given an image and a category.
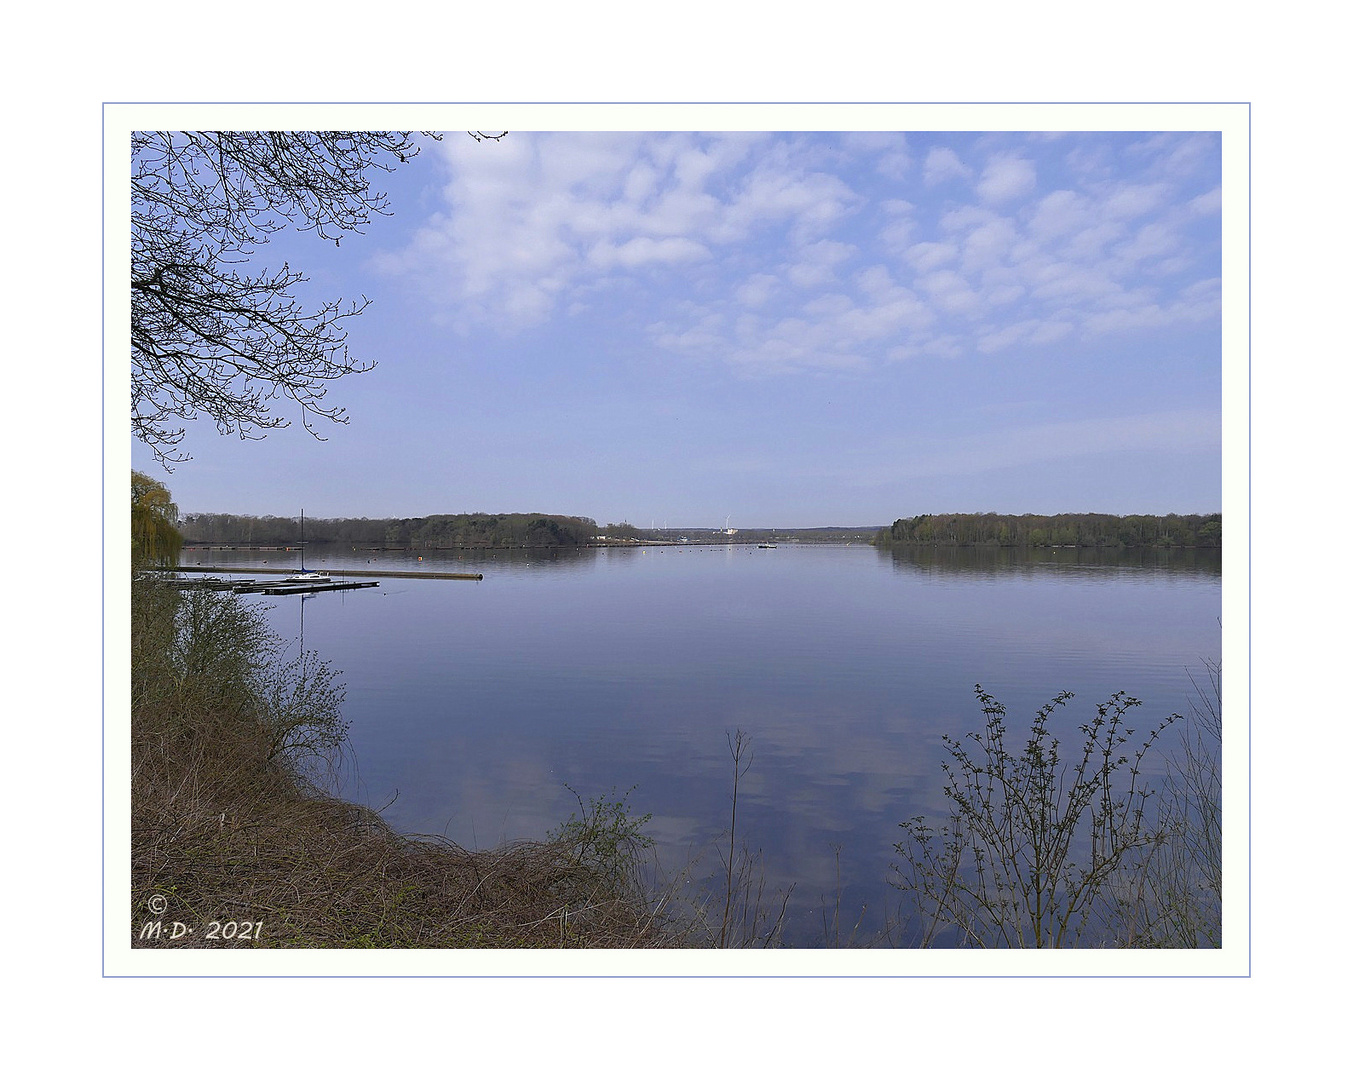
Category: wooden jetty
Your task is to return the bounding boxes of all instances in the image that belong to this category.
[169,576,253,591]
[254,580,380,596]
[164,574,381,596]
[172,565,483,581]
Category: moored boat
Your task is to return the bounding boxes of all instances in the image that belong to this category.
[283,569,331,583]
[284,509,330,582]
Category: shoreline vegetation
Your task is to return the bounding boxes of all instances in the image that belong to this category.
[131,571,690,948]
[134,478,1221,949]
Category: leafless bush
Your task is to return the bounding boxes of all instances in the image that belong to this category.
[1108,659,1222,947]
[892,686,1177,948]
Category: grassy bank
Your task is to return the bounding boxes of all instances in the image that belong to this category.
[130,574,684,948]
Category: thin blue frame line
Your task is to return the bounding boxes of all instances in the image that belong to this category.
[103,99,1251,105]
[102,104,108,979]
[1246,101,1253,977]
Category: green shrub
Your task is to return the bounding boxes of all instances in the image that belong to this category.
[548,785,654,883]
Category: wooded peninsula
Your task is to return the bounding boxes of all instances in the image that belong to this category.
[182,512,601,549]
[875,512,1221,549]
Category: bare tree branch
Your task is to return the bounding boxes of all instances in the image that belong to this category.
[130,130,443,467]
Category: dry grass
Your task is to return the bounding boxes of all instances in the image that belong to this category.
[132,708,683,948]
[131,577,685,949]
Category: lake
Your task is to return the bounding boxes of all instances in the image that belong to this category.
[196,541,1223,946]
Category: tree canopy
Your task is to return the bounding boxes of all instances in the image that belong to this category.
[876,512,1222,549]
[130,130,439,466]
[131,470,183,565]
[180,511,598,549]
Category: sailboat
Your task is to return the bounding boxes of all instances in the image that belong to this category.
[283,510,330,583]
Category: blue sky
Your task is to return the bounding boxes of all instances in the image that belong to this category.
[131,129,1223,528]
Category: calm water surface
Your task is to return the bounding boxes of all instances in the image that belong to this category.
[200,542,1222,946]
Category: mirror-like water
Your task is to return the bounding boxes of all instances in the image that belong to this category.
[194,541,1222,946]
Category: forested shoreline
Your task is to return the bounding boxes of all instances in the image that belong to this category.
[181,512,601,549]
[875,512,1221,549]
[181,510,1223,551]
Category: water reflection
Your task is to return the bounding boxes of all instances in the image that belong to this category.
[224,541,1221,947]
[879,543,1222,578]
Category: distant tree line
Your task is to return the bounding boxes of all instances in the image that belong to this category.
[875,512,1221,549]
[181,512,600,549]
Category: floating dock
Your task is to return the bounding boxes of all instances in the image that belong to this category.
[164,574,381,595]
[172,565,483,581]
[254,580,380,596]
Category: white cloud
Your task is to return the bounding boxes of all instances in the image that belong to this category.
[984,281,1026,307]
[923,146,972,186]
[878,214,917,254]
[1127,133,1220,181]
[903,241,959,272]
[840,132,911,179]
[1029,320,1075,345]
[976,155,1036,203]
[803,293,855,317]
[785,239,857,288]
[715,161,861,244]
[836,288,933,341]
[588,236,709,270]
[1079,276,1220,335]
[659,258,940,374]
[1189,186,1223,215]
[976,320,1039,353]
[915,269,983,316]
[376,132,869,330]
[648,309,729,356]
[375,131,1222,372]
[961,217,1020,271]
[854,264,900,301]
[975,317,1073,353]
[735,273,779,308]
[1027,189,1093,241]
[725,314,869,373]
[1101,182,1171,221]
[876,148,912,180]
[1112,222,1180,267]
[938,204,998,234]
[1062,220,1127,262]
[1028,261,1121,305]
